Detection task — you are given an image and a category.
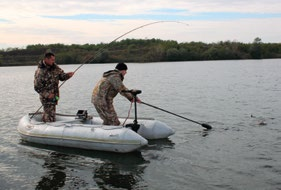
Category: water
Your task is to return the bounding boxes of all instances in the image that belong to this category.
[0,59,281,190]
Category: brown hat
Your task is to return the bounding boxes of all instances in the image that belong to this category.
[115,62,128,71]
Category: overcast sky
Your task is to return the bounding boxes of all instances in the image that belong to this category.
[1,0,281,49]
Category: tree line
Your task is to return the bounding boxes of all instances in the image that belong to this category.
[0,37,280,66]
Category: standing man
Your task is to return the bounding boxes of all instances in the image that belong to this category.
[34,52,74,122]
[91,62,141,126]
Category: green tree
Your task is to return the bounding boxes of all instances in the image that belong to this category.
[250,37,263,59]
[166,48,181,61]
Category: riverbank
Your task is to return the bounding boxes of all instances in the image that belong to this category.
[1,38,280,66]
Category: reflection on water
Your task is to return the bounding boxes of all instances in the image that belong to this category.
[145,138,175,150]
[19,138,176,189]
[94,162,141,190]
[20,140,154,189]
[35,152,67,190]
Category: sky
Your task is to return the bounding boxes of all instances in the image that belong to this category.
[1,0,281,49]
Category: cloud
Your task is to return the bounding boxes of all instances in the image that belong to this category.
[0,0,281,49]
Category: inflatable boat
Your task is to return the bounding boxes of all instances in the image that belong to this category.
[17,111,175,153]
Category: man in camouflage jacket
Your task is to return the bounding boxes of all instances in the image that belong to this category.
[34,52,74,122]
[91,62,141,126]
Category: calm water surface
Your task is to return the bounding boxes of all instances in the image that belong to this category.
[0,59,280,190]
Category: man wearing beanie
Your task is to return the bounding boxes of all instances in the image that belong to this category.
[91,62,141,126]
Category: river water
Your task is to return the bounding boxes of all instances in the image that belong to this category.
[0,59,280,190]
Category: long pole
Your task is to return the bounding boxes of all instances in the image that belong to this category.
[141,101,212,130]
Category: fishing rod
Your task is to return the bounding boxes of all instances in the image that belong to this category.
[30,20,189,119]
[55,21,188,89]
[62,20,189,82]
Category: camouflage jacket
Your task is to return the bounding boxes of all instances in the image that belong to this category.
[92,70,133,105]
[34,60,71,102]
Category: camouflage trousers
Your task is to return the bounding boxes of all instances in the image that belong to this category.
[42,103,56,122]
[40,96,57,122]
[93,101,120,126]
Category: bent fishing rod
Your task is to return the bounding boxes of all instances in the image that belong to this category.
[30,20,189,119]
[63,21,188,78]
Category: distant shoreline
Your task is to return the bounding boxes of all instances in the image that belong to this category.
[1,38,281,66]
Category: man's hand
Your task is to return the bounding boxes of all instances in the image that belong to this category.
[68,72,74,77]
[131,97,141,103]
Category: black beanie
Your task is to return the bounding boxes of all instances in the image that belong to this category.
[115,62,128,71]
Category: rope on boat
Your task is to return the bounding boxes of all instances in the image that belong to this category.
[122,101,133,126]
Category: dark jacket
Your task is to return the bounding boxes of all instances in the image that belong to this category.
[34,60,70,103]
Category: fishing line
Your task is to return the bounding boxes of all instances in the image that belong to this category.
[30,20,188,119]
[59,20,188,87]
